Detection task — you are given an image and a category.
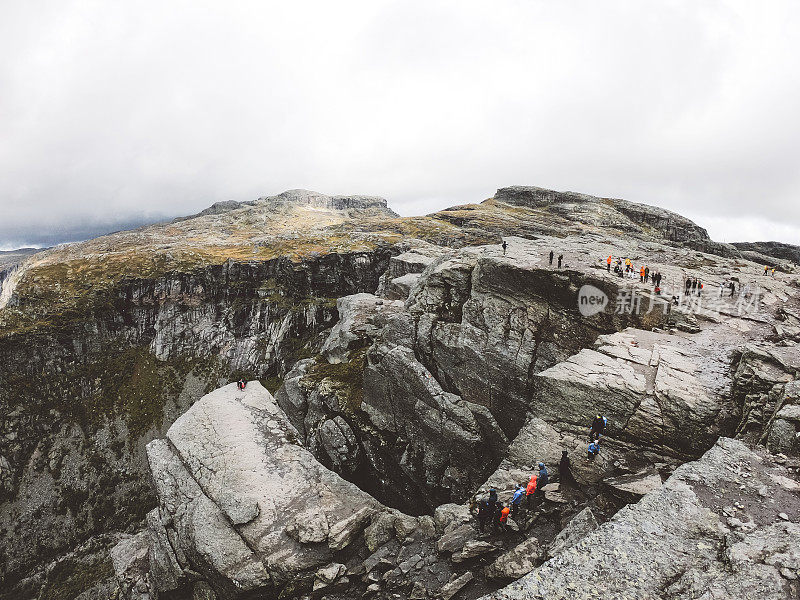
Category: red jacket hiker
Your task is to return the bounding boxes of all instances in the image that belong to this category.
[526,474,538,496]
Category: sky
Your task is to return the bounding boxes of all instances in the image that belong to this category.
[1,0,799,249]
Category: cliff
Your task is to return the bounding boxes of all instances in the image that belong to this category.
[1,186,798,599]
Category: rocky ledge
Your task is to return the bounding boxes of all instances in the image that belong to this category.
[483,438,800,600]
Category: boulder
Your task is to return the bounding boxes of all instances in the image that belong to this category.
[546,507,598,559]
[452,540,497,563]
[436,524,476,554]
[484,536,543,580]
[440,571,474,600]
[144,382,381,596]
[603,470,663,502]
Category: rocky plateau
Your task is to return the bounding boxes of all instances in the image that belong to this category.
[0,186,798,600]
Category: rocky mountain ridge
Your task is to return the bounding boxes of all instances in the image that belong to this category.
[1,186,799,599]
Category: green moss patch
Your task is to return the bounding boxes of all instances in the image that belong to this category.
[39,557,113,600]
[305,349,368,413]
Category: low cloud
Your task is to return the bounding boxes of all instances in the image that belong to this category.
[1,1,798,247]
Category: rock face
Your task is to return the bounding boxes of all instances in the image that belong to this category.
[0,251,395,591]
[144,381,382,597]
[483,438,800,600]
[493,186,712,244]
[733,241,800,266]
[733,344,800,455]
[278,238,664,512]
[127,381,528,600]
[533,328,737,459]
[180,189,399,220]
[3,184,800,599]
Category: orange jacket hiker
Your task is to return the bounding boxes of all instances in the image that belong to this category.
[499,506,510,523]
[526,474,538,496]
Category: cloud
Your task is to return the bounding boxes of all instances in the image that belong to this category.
[0,0,798,247]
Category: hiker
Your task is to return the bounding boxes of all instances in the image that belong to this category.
[587,439,600,460]
[502,241,507,255]
[589,414,607,440]
[498,503,510,528]
[729,281,735,297]
[237,379,246,390]
[607,255,612,271]
[488,487,498,505]
[764,265,769,275]
[771,267,776,277]
[557,254,563,269]
[511,484,526,516]
[525,473,538,506]
[656,272,662,287]
[719,282,725,297]
[698,281,703,296]
[477,498,492,532]
[644,266,650,282]
[654,285,661,295]
[549,250,554,265]
[559,449,573,488]
[537,462,549,490]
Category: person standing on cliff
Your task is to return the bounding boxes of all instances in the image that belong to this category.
[502,240,507,255]
[511,484,526,517]
[607,255,612,271]
[477,497,492,532]
[590,414,607,440]
[525,473,538,506]
[559,450,574,488]
[498,503,510,529]
[587,439,600,460]
[537,462,549,490]
[557,254,563,269]
[549,250,554,265]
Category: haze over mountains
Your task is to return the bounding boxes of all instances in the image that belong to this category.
[2,186,799,254]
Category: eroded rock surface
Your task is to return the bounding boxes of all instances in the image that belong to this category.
[483,438,800,600]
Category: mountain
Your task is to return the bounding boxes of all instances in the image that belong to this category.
[0,187,798,600]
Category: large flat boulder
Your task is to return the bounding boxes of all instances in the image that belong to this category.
[533,328,737,458]
[145,382,381,595]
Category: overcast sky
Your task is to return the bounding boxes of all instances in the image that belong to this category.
[1,1,799,249]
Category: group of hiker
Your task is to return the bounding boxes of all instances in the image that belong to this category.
[475,413,608,532]
[606,256,664,293]
[684,277,704,296]
[236,379,247,390]
[763,265,776,276]
[719,280,737,297]
[476,461,550,532]
[549,250,564,269]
